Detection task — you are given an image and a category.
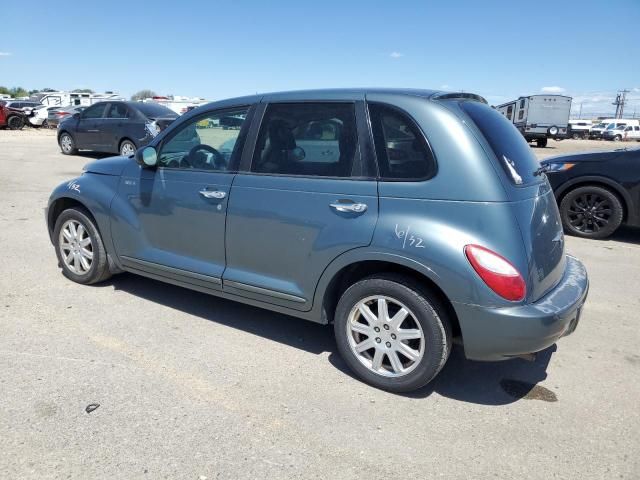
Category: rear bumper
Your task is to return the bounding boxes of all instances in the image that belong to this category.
[454,255,589,361]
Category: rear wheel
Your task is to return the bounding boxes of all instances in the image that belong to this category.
[7,115,24,130]
[59,132,77,155]
[560,186,623,239]
[119,139,136,156]
[334,274,451,392]
[53,207,112,284]
[536,137,548,148]
[613,135,622,142]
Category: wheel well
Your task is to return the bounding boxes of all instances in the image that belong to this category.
[119,137,136,149]
[47,197,97,239]
[558,181,628,223]
[322,260,462,338]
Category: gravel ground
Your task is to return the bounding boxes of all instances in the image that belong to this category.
[0,130,638,479]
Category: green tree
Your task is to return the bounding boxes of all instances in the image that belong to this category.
[9,87,28,98]
[0,86,10,95]
[131,89,158,101]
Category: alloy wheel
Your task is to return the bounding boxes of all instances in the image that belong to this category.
[60,135,73,153]
[120,142,135,156]
[346,295,425,377]
[567,192,612,234]
[59,219,93,275]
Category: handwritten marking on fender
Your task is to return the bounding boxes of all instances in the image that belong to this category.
[395,224,425,249]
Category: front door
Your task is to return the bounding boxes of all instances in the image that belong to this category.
[111,106,252,290]
[75,103,107,149]
[224,101,378,311]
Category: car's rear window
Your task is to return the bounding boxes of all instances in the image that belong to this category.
[461,101,541,186]
[135,103,178,118]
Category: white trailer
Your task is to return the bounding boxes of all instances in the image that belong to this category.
[29,91,125,107]
[496,95,572,147]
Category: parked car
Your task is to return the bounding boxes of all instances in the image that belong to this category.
[603,123,640,142]
[57,101,178,156]
[592,119,639,140]
[567,120,592,139]
[0,101,26,129]
[541,147,640,238]
[47,105,86,128]
[46,89,589,392]
[589,122,608,139]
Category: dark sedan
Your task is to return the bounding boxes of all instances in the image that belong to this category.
[57,101,178,156]
[542,147,640,239]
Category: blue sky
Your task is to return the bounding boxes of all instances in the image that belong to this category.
[2,0,639,116]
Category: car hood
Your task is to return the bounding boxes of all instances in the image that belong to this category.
[542,150,626,164]
[83,156,131,176]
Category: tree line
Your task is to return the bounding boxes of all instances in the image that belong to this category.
[0,86,158,101]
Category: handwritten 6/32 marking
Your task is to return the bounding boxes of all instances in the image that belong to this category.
[395,224,425,249]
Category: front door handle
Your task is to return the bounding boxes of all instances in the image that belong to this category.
[330,202,367,213]
[199,189,226,199]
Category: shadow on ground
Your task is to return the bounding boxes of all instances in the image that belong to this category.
[105,273,558,406]
[600,225,640,246]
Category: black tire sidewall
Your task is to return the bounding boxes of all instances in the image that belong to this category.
[53,208,109,284]
[334,275,451,393]
[560,186,623,239]
[7,116,24,130]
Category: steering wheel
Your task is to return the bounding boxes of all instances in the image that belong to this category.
[187,144,226,170]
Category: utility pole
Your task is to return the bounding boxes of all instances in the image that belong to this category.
[578,102,583,119]
[612,89,630,119]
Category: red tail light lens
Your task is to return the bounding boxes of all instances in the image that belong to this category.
[464,244,526,301]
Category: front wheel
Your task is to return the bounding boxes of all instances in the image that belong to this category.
[560,186,624,239]
[334,275,452,392]
[536,137,548,148]
[53,207,112,284]
[59,133,78,155]
[613,135,621,142]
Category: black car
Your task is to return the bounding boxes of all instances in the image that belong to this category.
[542,147,640,239]
[57,101,178,156]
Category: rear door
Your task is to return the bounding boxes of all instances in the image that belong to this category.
[223,100,378,311]
[101,102,131,152]
[111,106,253,288]
[75,103,107,148]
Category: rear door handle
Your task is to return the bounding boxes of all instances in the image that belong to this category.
[199,189,226,199]
[330,202,367,213]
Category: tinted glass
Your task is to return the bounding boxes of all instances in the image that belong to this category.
[106,103,129,119]
[135,103,178,118]
[82,104,106,119]
[158,107,249,171]
[368,103,435,180]
[461,101,540,185]
[252,103,358,178]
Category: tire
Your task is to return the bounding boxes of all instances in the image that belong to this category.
[7,115,24,130]
[560,186,624,239]
[59,132,77,155]
[334,274,452,393]
[536,137,548,148]
[41,120,49,129]
[53,207,112,285]
[613,135,621,142]
[119,139,136,156]
[572,133,580,140]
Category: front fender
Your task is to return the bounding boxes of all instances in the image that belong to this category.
[46,173,120,255]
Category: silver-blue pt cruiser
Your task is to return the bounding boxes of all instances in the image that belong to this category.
[46,89,589,392]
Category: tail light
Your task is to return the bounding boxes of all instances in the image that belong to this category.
[56,112,70,117]
[464,244,526,301]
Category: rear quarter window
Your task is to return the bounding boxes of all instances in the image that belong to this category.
[461,101,541,186]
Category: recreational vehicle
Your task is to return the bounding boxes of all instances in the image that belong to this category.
[496,95,572,147]
[29,91,125,108]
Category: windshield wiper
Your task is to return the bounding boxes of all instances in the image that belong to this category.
[533,164,550,176]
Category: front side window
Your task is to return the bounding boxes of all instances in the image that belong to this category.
[106,103,129,119]
[252,103,358,178]
[368,103,436,180]
[82,104,106,119]
[158,107,249,171]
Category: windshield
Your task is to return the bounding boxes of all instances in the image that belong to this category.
[461,101,540,186]
[135,103,178,118]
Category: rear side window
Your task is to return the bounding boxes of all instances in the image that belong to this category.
[252,103,359,178]
[461,101,540,186]
[368,103,436,180]
[106,103,129,119]
[82,104,106,119]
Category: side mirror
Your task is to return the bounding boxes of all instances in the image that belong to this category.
[73,112,81,119]
[136,146,158,168]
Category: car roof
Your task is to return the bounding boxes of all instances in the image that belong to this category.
[195,88,486,111]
